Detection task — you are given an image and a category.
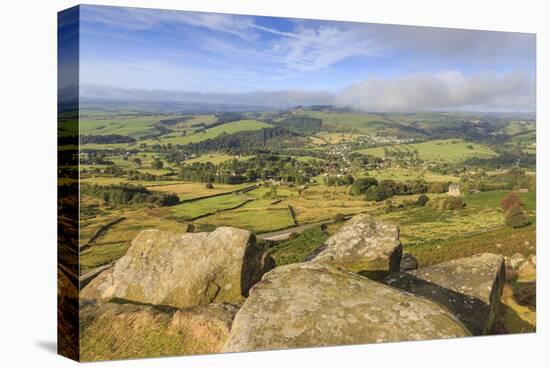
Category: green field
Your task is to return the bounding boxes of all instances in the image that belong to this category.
[182,153,253,165]
[149,181,253,200]
[358,139,498,162]
[79,115,169,138]
[374,191,536,259]
[195,206,295,233]
[170,193,250,219]
[139,119,272,146]
[368,168,460,182]
[295,111,400,134]
[79,119,272,149]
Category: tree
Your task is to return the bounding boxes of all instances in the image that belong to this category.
[505,207,530,228]
[349,177,378,196]
[374,180,397,201]
[416,194,429,206]
[501,192,522,213]
[152,159,164,170]
[133,158,142,166]
[365,185,378,201]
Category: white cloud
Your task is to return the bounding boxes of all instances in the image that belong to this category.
[336,71,535,112]
[264,25,386,71]
[81,6,257,41]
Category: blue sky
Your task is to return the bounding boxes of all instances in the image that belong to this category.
[77,5,536,111]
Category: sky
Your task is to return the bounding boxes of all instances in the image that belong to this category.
[76,5,536,112]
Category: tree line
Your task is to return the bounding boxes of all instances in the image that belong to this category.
[81,184,179,206]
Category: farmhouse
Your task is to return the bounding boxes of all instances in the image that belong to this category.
[447,184,461,196]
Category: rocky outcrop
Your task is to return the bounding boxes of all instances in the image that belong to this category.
[80,300,239,361]
[400,253,419,271]
[506,253,536,278]
[223,263,469,352]
[384,253,505,335]
[306,214,402,277]
[81,227,275,308]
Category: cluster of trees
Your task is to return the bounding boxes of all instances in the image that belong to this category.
[178,154,322,185]
[278,117,322,135]
[151,159,164,170]
[347,176,451,202]
[81,184,179,206]
[215,112,244,124]
[162,118,322,161]
[349,177,378,195]
[80,166,172,182]
[464,152,536,169]
[81,134,136,144]
[158,116,190,126]
[501,192,530,228]
[79,155,114,166]
[323,175,354,187]
[171,126,297,158]
[459,167,535,193]
[364,179,429,202]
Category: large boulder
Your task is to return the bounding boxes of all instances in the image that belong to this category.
[223,263,469,352]
[81,227,275,308]
[306,214,402,277]
[384,253,505,335]
[80,300,239,361]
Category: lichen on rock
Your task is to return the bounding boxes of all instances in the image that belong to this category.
[81,227,275,308]
[223,262,469,352]
[306,214,402,277]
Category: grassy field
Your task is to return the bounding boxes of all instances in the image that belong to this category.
[295,111,399,134]
[267,227,328,266]
[182,153,253,165]
[138,119,272,146]
[358,139,498,162]
[170,193,250,219]
[148,182,252,200]
[194,206,295,233]
[312,132,366,145]
[79,119,272,149]
[79,115,169,138]
[79,176,179,186]
[368,168,460,182]
[373,191,536,266]
[259,190,536,272]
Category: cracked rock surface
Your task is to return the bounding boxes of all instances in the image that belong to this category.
[223,262,469,352]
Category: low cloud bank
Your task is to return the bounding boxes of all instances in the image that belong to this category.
[81,71,534,112]
[336,71,534,112]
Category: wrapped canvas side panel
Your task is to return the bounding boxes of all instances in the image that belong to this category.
[57,5,80,362]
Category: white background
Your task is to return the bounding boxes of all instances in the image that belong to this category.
[0,0,547,365]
